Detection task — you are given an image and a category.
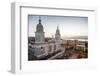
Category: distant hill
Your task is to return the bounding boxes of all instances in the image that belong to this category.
[63,36,88,40]
[68,36,88,39]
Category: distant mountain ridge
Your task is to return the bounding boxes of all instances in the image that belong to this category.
[70,36,87,39]
[63,36,88,40]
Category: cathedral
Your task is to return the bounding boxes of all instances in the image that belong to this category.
[30,17,65,59]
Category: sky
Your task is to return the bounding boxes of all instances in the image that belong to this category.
[28,15,88,39]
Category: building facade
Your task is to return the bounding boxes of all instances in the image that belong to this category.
[30,17,65,59]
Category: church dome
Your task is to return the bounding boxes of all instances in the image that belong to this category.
[36,17,44,32]
[36,23,43,32]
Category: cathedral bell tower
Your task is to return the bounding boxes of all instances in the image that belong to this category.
[55,26,61,42]
[35,17,45,43]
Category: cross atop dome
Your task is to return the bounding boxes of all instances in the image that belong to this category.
[39,16,41,24]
